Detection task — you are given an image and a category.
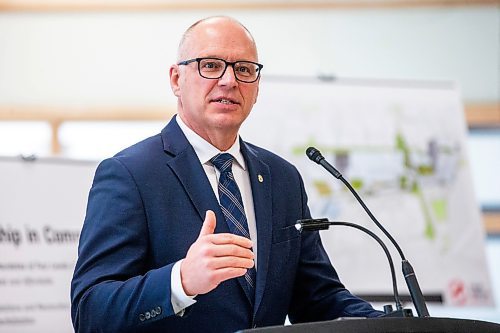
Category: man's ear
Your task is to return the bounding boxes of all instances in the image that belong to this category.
[253,85,259,105]
[169,65,181,97]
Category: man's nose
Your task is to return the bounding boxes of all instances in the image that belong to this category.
[218,65,238,87]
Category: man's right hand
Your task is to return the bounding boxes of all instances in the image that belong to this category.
[180,210,255,296]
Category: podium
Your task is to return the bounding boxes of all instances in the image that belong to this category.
[238,317,500,333]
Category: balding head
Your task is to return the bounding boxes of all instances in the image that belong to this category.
[177,16,258,62]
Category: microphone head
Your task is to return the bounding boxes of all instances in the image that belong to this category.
[306,147,324,164]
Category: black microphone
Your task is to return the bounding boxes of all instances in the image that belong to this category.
[306,147,342,179]
[296,218,406,316]
[306,147,430,317]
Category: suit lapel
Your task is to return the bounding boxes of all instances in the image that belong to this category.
[162,118,269,308]
[161,117,228,234]
[241,141,273,315]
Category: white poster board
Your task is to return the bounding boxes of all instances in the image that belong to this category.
[0,157,97,332]
[242,77,494,306]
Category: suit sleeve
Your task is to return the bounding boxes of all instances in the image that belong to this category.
[71,158,176,333]
[288,169,384,323]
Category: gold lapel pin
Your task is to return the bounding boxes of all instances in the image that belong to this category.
[258,174,264,183]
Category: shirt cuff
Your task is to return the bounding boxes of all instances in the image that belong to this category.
[171,259,197,315]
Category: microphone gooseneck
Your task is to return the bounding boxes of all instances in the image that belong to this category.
[296,218,403,312]
[306,147,404,259]
[306,146,430,317]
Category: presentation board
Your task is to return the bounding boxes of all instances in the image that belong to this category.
[242,77,493,306]
[0,156,97,332]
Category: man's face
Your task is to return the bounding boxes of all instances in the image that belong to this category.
[170,18,260,143]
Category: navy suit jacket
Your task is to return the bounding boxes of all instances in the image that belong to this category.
[71,116,381,333]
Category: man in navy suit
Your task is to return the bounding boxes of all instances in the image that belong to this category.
[71,16,382,333]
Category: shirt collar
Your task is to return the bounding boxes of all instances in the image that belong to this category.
[176,115,247,170]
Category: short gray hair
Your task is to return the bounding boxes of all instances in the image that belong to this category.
[176,16,257,61]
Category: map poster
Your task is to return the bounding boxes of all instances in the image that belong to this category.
[242,77,494,307]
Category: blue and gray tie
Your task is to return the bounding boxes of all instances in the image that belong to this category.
[211,153,256,305]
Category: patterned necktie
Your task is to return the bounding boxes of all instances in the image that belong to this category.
[211,153,256,304]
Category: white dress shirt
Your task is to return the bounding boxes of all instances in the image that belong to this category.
[170,116,257,315]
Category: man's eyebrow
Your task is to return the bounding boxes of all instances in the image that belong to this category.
[199,55,257,62]
[198,55,221,59]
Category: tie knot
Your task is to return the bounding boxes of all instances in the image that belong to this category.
[211,153,234,173]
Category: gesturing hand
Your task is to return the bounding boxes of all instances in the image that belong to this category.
[180,210,255,296]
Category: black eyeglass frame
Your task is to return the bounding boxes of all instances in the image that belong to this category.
[177,57,263,83]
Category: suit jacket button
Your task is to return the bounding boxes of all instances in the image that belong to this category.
[150,309,157,318]
[139,314,145,322]
[145,311,151,320]
[155,306,162,315]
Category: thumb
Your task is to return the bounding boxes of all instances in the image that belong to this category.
[199,210,216,237]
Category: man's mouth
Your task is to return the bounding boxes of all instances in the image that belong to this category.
[213,98,238,105]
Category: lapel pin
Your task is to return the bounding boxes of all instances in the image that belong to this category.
[258,174,264,183]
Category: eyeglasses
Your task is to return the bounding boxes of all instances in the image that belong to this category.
[177,57,263,83]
